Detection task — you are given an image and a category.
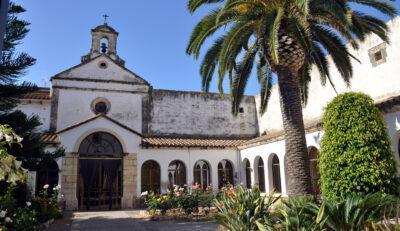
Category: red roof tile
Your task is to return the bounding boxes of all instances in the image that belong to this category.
[23,89,51,100]
[141,137,247,148]
[39,133,59,144]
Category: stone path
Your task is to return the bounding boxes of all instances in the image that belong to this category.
[48,210,219,231]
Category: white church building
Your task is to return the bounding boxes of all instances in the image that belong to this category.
[17,18,400,210]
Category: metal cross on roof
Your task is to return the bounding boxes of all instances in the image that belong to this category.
[103,14,109,23]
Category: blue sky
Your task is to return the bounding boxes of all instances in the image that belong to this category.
[13,1,400,95]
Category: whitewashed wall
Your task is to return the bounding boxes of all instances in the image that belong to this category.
[16,100,51,132]
[385,110,400,165]
[257,17,400,134]
[55,89,143,133]
[57,116,142,154]
[239,131,322,196]
[56,56,146,84]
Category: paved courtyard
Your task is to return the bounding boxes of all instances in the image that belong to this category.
[48,210,219,231]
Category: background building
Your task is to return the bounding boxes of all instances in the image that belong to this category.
[18,18,400,210]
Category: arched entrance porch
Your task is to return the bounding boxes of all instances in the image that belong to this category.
[77,132,123,211]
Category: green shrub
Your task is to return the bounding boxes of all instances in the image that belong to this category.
[0,186,38,231]
[319,193,398,230]
[275,196,321,230]
[143,192,174,215]
[320,92,399,200]
[177,193,199,215]
[32,185,63,222]
[10,208,38,231]
[214,186,278,231]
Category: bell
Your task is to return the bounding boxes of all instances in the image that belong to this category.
[100,42,107,53]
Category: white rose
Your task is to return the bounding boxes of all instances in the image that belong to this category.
[4,134,12,142]
[43,184,49,189]
[0,210,6,218]
[141,191,148,196]
[15,135,23,143]
[5,217,12,223]
[26,202,31,207]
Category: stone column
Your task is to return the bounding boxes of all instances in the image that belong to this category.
[121,154,137,209]
[61,154,79,210]
[27,171,37,197]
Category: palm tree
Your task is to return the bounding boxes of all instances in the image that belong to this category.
[186,0,396,195]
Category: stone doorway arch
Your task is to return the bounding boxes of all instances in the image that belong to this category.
[77,132,123,211]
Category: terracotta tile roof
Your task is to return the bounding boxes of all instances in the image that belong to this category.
[39,133,59,144]
[141,137,248,149]
[23,89,51,100]
[239,120,323,149]
[376,95,400,113]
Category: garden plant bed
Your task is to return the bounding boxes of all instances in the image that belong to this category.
[149,207,218,222]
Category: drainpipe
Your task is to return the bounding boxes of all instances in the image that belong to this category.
[0,0,9,52]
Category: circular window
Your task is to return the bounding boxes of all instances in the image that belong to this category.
[91,98,110,114]
[99,61,108,69]
[94,102,107,114]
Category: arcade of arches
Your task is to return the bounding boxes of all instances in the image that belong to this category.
[140,159,234,192]
[242,147,320,195]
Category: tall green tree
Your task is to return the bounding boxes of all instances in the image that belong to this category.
[0,2,64,171]
[186,0,396,195]
[0,2,36,111]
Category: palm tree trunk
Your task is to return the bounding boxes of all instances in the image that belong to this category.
[277,66,312,196]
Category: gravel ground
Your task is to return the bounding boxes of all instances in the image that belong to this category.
[48,210,219,231]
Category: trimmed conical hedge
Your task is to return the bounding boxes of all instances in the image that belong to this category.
[320,92,398,200]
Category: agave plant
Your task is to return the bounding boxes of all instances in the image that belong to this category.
[317,193,399,231]
[276,196,323,231]
[187,0,397,196]
[214,186,279,231]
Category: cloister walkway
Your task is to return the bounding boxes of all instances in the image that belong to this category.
[48,210,219,231]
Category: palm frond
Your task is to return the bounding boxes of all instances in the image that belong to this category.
[268,7,284,65]
[231,44,257,115]
[311,25,353,86]
[186,9,231,58]
[350,0,398,17]
[256,55,273,114]
[187,0,224,13]
[200,36,224,92]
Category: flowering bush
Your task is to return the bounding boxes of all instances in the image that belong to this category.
[32,184,63,222]
[143,191,174,215]
[0,185,38,231]
[0,183,64,230]
[143,184,217,216]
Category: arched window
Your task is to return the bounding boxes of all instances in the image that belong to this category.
[36,160,59,195]
[141,160,161,193]
[78,132,123,156]
[244,159,251,189]
[168,160,186,189]
[257,158,266,193]
[272,155,282,193]
[193,160,210,189]
[308,146,320,195]
[218,159,234,188]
